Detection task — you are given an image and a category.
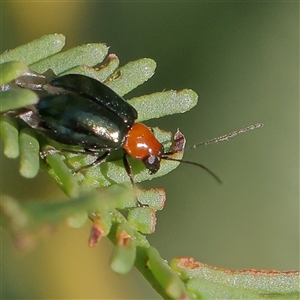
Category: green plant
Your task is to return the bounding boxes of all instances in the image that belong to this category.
[1,34,299,299]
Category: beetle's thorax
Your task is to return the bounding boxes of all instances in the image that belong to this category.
[123,123,163,174]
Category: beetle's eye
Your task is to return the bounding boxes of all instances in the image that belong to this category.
[143,155,161,175]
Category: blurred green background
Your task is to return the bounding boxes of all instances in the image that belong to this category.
[1,2,299,299]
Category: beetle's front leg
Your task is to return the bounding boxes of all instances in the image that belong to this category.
[122,152,148,207]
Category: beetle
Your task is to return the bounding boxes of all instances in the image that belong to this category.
[5,72,219,184]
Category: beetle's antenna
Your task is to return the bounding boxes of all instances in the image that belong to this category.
[161,123,264,184]
[161,156,222,183]
[187,123,264,150]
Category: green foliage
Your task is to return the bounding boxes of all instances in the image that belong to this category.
[0,34,299,299]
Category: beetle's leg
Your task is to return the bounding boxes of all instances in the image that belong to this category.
[83,148,100,155]
[40,148,98,159]
[90,150,111,167]
[41,148,111,173]
[122,153,134,186]
[122,153,147,207]
[75,150,111,173]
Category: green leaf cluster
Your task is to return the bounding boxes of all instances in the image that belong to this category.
[1,34,298,299]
